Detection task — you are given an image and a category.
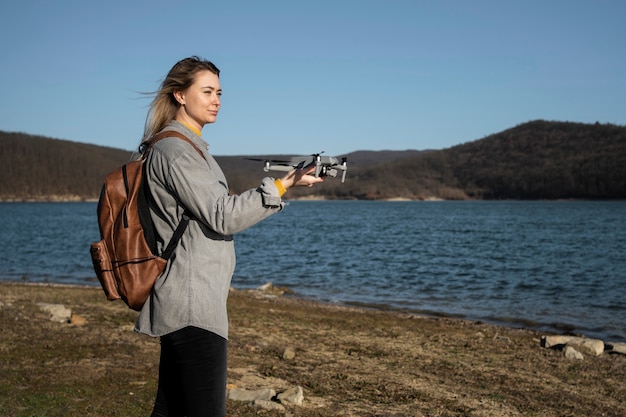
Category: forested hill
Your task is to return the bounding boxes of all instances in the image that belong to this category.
[0,131,133,201]
[446,120,625,199]
[331,120,625,200]
[1,120,624,201]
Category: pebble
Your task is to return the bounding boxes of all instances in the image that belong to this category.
[37,303,71,323]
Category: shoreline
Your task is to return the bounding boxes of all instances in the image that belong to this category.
[5,279,625,345]
[4,278,625,345]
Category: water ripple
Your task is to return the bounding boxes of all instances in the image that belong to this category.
[1,200,625,343]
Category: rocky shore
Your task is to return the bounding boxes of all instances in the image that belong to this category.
[1,281,625,416]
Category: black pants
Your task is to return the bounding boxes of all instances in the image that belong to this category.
[150,326,228,417]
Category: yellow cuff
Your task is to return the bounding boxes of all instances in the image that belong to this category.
[274,179,287,197]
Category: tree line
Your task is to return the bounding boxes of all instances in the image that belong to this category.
[1,120,624,201]
[273,120,626,200]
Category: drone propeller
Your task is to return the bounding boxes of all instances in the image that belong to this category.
[244,157,292,164]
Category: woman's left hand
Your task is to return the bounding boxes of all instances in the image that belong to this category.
[280,165,325,189]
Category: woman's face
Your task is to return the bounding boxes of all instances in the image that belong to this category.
[175,70,222,130]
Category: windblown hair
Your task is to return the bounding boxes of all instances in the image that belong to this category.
[142,56,220,144]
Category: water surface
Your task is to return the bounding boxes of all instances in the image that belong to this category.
[1,200,624,342]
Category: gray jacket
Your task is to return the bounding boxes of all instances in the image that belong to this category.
[134,121,283,339]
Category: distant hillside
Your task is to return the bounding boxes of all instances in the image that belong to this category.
[446,120,626,199]
[0,131,131,201]
[1,120,625,201]
[269,120,626,200]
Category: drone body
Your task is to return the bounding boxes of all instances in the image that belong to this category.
[247,153,348,182]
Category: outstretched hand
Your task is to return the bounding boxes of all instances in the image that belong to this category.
[280,165,325,190]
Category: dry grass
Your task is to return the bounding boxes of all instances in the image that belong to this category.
[1,282,624,416]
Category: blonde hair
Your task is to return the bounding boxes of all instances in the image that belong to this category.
[142,56,220,144]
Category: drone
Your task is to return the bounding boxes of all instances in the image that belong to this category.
[246,152,348,182]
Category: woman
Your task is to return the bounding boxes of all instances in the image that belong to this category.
[134,56,323,417]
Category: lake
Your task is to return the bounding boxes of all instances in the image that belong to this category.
[0,200,624,343]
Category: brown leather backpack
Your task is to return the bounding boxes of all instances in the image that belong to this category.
[89,131,203,310]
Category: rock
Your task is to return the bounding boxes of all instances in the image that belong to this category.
[541,335,605,356]
[228,384,305,409]
[277,386,304,406]
[283,346,296,361]
[256,282,291,295]
[37,303,71,323]
[254,399,285,411]
[606,342,626,355]
[542,335,578,348]
[567,339,604,356]
[564,345,584,360]
[257,282,275,292]
[227,387,276,402]
[70,314,87,326]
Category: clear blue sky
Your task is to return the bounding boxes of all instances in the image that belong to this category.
[1,0,624,155]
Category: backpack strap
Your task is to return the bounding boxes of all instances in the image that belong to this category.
[142,130,205,159]
[161,213,191,260]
